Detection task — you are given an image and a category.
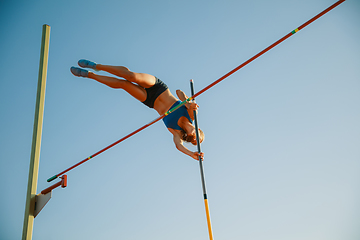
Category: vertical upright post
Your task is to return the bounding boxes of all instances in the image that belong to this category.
[22,24,50,240]
[190,79,214,240]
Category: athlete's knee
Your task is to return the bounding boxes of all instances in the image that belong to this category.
[124,71,137,82]
[118,67,137,81]
[105,78,127,89]
[119,79,135,89]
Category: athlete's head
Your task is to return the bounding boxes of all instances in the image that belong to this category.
[181,128,204,145]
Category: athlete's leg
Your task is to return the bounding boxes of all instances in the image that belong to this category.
[88,72,147,102]
[95,64,156,88]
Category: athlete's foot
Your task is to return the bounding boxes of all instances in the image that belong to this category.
[78,59,97,70]
[70,67,89,77]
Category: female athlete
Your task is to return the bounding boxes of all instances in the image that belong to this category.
[71,60,204,160]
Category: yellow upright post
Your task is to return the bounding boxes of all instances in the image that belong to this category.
[22,24,50,240]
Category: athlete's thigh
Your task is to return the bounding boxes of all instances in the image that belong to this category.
[131,72,156,89]
[121,80,147,102]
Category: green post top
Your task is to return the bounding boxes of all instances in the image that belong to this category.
[47,175,57,182]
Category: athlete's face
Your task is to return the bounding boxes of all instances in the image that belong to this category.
[189,128,204,145]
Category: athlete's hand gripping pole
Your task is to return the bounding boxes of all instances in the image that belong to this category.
[190,79,214,240]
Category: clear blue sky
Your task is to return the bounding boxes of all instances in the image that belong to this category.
[1,0,359,239]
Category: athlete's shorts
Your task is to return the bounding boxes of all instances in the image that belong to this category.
[142,77,168,108]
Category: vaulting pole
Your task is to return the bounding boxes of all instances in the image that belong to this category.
[190,79,214,240]
[22,24,50,240]
[47,0,345,183]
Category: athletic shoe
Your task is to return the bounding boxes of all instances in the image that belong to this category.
[78,59,97,70]
[70,67,89,77]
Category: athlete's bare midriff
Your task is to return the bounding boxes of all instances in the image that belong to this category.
[153,89,178,115]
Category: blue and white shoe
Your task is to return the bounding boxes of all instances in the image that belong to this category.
[78,59,97,70]
[70,67,89,77]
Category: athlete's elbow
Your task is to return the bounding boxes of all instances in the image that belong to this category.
[174,143,181,151]
[174,142,183,152]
